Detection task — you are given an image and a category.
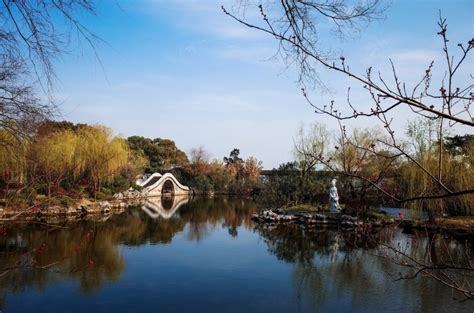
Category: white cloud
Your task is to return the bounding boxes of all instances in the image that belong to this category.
[141,0,263,40]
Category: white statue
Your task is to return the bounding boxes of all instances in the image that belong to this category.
[328,178,341,212]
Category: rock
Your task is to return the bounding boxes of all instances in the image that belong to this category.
[65,206,77,215]
[341,220,355,227]
[114,192,124,200]
[314,213,327,220]
[44,206,62,215]
[100,201,111,213]
[79,205,88,214]
[341,215,358,222]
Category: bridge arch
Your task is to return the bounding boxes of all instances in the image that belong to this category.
[141,195,189,219]
[162,179,175,195]
[136,172,191,196]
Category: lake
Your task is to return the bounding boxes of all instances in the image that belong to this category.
[0,197,472,312]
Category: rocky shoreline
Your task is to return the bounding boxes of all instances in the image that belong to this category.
[0,197,153,224]
[251,209,395,229]
[251,209,474,237]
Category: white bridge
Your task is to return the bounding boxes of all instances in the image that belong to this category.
[141,195,189,219]
[135,172,192,196]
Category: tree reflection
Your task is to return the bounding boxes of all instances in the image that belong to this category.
[0,197,258,308]
[254,223,474,310]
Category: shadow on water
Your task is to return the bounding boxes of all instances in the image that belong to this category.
[0,197,472,312]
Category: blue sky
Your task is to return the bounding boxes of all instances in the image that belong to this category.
[55,0,474,168]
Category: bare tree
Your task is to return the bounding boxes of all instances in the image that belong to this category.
[224,1,474,298]
[292,123,330,202]
[293,122,330,177]
[0,0,97,141]
[223,2,474,204]
[0,54,49,142]
[1,0,97,86]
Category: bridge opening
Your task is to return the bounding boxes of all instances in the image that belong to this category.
[162,179,175,196]
[161,195,174,210]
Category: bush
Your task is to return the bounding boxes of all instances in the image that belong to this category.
[190,175,214,194]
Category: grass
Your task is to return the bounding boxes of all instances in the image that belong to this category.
[280,204,319,213]
[280,204,337,214]
[364,211,393,222]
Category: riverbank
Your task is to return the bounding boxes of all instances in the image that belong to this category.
[0,196,154,223]
[251,208,394,230]
[401,217,474,237]
[2,198,474,238]
[251,205,474,236]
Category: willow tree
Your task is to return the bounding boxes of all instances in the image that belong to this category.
[76,127,129,197]
[29,130,78,196]
[0,130,27,188]
[401,119,474,216]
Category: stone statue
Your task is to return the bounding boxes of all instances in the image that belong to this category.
[328,178,341,213]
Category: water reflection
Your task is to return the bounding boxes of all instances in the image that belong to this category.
[0,197,257,309]
[141,195,190,219]
[254,223,473,312]
[0,198,472,312]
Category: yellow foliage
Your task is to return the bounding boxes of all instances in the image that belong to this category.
[25,124,140,196]
[401,148,474,216]
[0,130,27,184]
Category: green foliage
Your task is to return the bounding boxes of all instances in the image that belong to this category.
[190,175,214,194]
[127,136,188,173]
[223,148,243,165]
[445,135,473,159]
[258,162,319,206]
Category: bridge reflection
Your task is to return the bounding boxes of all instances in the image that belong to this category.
[141,195,190,219]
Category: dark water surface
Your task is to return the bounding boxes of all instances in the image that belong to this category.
[0,197,472,313]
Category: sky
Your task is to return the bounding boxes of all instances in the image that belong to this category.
[54,0,474,168]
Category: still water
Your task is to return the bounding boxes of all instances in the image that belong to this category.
[0,197,472,312]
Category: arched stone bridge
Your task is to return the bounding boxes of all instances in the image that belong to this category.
[136,172,192,196]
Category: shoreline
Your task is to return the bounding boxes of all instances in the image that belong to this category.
[0,196,159,223]
[251,208,474,237]
[1,199,473,236]
[251,208,395,230]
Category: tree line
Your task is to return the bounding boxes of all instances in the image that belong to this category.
[0,121,263,208]
[259,119,473,217]
[126,139,263,196]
